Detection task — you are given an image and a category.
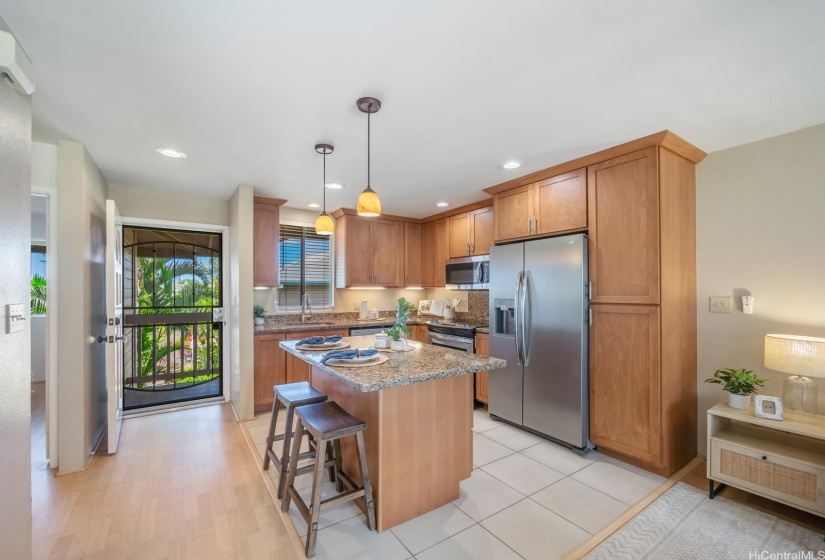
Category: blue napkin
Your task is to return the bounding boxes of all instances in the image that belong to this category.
[299,335,343,345]
[320,348,378,364]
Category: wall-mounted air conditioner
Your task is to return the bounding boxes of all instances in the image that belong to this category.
[0,28,35,95]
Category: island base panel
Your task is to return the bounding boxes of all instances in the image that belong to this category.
[310,367,473,531]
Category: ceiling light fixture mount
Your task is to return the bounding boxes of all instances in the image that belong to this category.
[325,182,344,190]
[500,160,521,169]
[356,96,382,217]
[436,202,449,207]
[156,147,187,158]
[314,143,335,235]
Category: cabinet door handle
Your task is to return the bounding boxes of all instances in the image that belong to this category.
[527,216,532,234]
[533,215,538,234]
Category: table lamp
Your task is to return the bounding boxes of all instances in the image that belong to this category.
[764,334,825,415]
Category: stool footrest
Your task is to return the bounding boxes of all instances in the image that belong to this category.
[320,488,365,512]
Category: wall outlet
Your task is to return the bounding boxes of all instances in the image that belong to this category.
[709,296,733,313]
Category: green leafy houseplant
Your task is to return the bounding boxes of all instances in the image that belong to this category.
[705,368,767,395]
[254,305,267,319]
[387,298,416,341]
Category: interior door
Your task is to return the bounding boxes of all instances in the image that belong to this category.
[105,200,124,453]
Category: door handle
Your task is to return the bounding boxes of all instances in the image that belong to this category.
[514,271,523,366]
[527,217,532,234]
[520,272,530,366]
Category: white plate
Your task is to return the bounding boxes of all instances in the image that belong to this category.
[296,341,347,350]
[329,353,380,364]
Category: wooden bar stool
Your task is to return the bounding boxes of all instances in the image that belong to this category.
[281,401,376,558]
[262,382,332,499]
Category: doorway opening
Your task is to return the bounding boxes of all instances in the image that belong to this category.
[30,194,49,472]
[122,226,223,411]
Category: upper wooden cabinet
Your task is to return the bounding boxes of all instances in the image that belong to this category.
[494,184,533,241]
[434,218,448,287]
[535,169,587,235]
[253,197,285,288]
[588,148,659,304]
[589,305,661,466]
[493,170,586,243]
[448,206,494,258]
[335,214,404,288]
[404,223,422,287]
[420,222,435,287]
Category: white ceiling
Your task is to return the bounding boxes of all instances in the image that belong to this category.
[2,1,824,218]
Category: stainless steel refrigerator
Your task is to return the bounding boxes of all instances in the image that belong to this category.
[488,233,591,451]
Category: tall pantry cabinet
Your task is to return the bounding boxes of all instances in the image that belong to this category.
[587,143,700,477]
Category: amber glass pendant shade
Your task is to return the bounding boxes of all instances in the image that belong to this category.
[357,187,381,217]
[315,212,334,235]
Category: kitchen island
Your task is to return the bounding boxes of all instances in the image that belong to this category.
[280,336,505,531]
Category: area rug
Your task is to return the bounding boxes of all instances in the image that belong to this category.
[585,482,824,559]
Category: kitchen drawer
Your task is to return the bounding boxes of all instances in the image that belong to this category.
[710,438,825,515]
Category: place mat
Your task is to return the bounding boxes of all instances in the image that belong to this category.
[325,354,389,368]
[295,342,350,351]
[374,345,416,353]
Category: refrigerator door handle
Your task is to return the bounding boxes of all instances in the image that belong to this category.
[521,271,530,366]
[514,271,523,366]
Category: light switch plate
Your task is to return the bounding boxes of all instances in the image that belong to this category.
[6,303,26,333]
[709,296,733,313]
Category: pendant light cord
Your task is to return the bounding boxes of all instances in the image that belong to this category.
[367,107,371,188]
[322,151,327,213]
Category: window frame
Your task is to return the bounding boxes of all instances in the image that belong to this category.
[276,220,335,312]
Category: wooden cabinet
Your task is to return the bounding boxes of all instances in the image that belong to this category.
[474,333,490,404]
[589,305,661,465]
[404,223,422,287]
[494,184,533,241]
[410,324,429,343]
[588,148,659,304]
[535,168,587,236]
[335,214,404,288]
[434,218,448,287]
[493,169,586,243]
[253,197,285,288]
[588,144,698,477]
[421,222,435,287]
[449,206,494,258]
[254,333,285,412]
[284,329,348,385]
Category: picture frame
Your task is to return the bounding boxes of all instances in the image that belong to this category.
[754,395,783,420]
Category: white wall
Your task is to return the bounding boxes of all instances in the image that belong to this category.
[0,64,33,560]
[696,123,825,453]
[230,184,255,420]
[110,183,229,225]
[56,139,109,473]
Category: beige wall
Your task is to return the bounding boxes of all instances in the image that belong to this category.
[230,185,255,420]
[110,183,229,225]
[0,69,33,559]
[56,139,110,472]
[696,123,825,453]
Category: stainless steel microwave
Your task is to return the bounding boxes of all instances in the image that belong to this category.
[445,255,490,290]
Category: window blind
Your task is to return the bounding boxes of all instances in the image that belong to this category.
[277,224,333,310]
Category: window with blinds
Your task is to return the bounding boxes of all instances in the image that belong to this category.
[277,223,334,310]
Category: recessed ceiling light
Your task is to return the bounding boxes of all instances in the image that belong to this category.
[308,203,321,208]
[325,182,344,190]
[501,160,521,170]
[436,202,449,207]
[155,147,187,158]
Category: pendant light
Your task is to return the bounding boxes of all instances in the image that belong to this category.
[356,96,382,217]
[314,143,335,235]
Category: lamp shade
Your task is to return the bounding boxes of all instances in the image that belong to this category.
[314,212,334,235]
[765,334,825,378]
[357,187,381,217]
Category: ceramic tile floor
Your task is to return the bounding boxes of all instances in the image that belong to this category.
[245,408,666,560]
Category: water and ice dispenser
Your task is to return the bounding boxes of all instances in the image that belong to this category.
[493,299,516,336]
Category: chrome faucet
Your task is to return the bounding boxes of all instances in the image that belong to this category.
[301,293,313,323]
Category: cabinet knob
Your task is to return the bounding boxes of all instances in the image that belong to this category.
[761,455,768,461]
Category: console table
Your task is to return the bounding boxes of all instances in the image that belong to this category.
[707,402,825,518]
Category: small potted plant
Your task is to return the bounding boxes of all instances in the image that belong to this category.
[387,298,415,350]
[253,304,267,326]
[705,368,768,409]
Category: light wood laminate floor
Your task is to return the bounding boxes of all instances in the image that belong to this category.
[31,392,299,560]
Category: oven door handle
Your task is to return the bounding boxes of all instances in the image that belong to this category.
[428,332,473,351]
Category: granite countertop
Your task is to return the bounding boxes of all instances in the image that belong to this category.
[254,317,430,335]
[280,335,506,392]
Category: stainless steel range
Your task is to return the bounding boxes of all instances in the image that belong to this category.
[425,320,483,353]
